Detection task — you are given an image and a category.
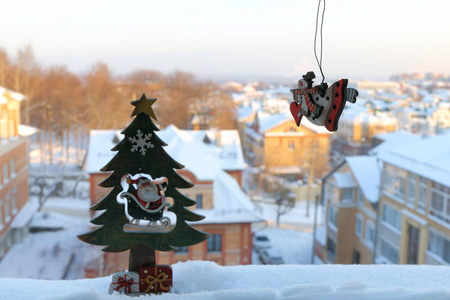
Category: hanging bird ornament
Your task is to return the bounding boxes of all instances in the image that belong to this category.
[290,71,358,131]
[290,0,358,131]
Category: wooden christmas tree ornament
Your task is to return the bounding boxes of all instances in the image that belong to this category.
[78,94,209,296]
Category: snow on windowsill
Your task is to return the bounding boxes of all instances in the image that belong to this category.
[2,261,450,300]
[380,220,401,236]
[327,223,338,233]
[361,239,374,252]
[426,250,448,266]
[428,214,450,230]
[382,191,406,205]
[375,256,395,265]
[401,209,428,226]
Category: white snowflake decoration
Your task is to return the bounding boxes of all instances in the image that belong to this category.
[129,129,154,155]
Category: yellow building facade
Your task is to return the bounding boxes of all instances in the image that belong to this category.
[378,162,449,265]
[0,87,31,259]
[318,156,378,264]
[318,133,450,266]
[245,112,332,180]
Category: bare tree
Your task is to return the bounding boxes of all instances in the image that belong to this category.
[0,48,11,87]
[268,176,296,227]
[84,62,129,129]
[13,45,42,125]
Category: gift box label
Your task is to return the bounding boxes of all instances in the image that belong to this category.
[139,265,172,293]
[109,271,140,294]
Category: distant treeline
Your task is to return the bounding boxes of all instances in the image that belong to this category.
[0,45,237,134]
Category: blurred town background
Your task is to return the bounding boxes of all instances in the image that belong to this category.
[0,46,449,279]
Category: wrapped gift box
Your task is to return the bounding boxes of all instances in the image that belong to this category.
[139,265,172,293]
[109,271,140,294]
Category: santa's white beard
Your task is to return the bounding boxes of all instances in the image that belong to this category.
[138,186,160,202]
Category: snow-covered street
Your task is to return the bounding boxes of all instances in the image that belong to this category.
[0,178,95,280]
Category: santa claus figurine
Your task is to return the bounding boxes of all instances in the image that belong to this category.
[119,175,170,225]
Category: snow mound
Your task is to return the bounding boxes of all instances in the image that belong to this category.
[2,261,450,300]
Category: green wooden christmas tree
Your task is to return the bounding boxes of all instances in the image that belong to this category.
[78,94,209,287]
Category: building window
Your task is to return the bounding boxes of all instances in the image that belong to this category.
[328,206,338,229]
[342,188,354,202]
[196,194,203,209]
[429,182,450,225]
[380,238,399,264]
[418,177,427,212]
[394,168,407,200]
[326,182,335,202]
[207,234,222,252]
[3,164,8,183]
[355,214,363,237]
[365,221,375,247]
[383,164,396,195]
[428,228,450,264]
[381,203,401,231]
[407,175,416,207]
[173,246,188,254]
[11,188,18,213]
[10,159,16,178]
[288,142,295,150]
[383,165,406,201]
[352,249,361,264]
[357,189,364,206]
[326,237,336,260]
[4,200,10,222]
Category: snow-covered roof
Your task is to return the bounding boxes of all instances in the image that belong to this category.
[340,101,397,125]
[345,156,380,203]
[378,132,450,187]
[0,87,26,104]
[158,125,246,173]
[86,126,245,176]
[332,172,357,188]
[370,131,421,156]
[10,201,39,229]
[86,125,246,175]
[18,124,38,137]
[85,130,122,173]
[86,125,260,224]
[3,261,450,299]
[194,171,264,224]
[256,111,331,134]
[237,106,254,120]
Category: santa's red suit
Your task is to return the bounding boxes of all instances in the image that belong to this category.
[126,177,168,210]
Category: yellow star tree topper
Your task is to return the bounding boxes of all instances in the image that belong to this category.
[131,94,158,121]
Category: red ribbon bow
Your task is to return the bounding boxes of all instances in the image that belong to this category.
[113,274,136,293]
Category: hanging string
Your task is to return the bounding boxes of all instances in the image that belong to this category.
[314,0,326,83]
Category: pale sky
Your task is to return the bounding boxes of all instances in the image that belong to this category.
[2,0,450,81]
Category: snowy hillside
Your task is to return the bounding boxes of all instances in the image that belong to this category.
[3,261,450,300]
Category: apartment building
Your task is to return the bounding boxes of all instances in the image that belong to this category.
[332,104,398,163]
[317,132,449,266]
[0,87,33,259]
[317,156,379,264]
[377,133,450,265]
[244,111,332,181]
